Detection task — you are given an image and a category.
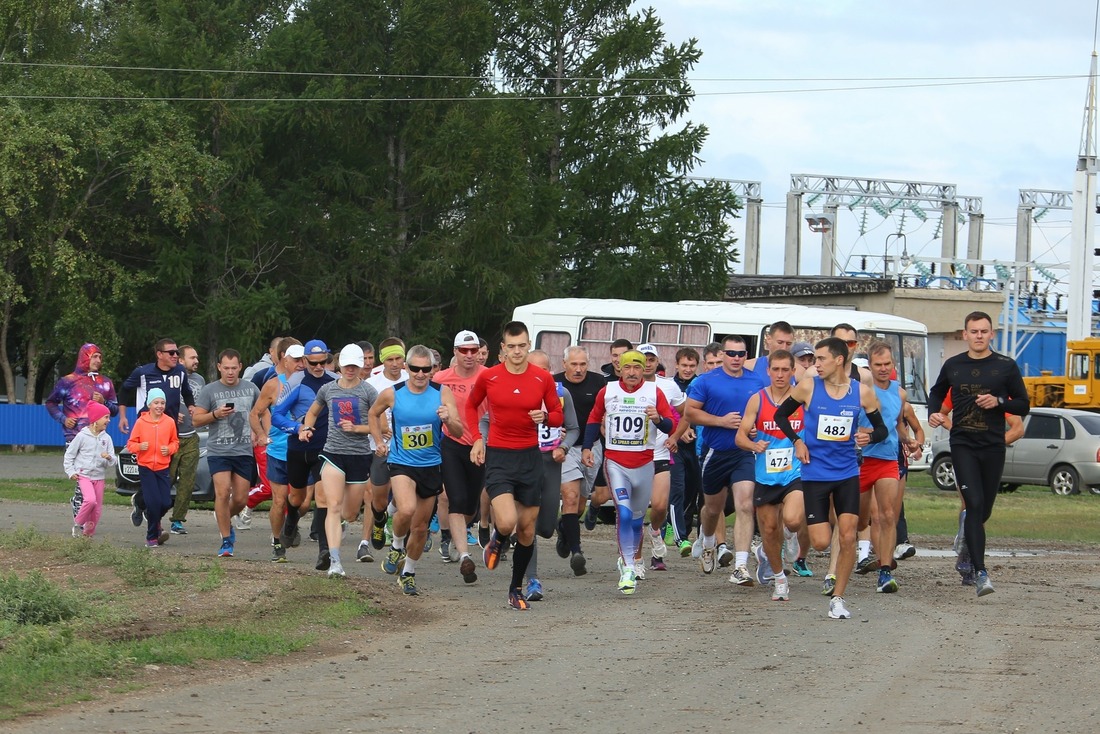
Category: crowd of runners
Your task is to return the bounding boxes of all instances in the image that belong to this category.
[48,310,1029,618]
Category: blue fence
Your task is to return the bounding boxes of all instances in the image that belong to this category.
[0,405,136,447]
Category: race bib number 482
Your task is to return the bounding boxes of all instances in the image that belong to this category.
[816,414,852,442]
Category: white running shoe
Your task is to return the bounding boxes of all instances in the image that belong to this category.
[633,560,646,580]
[772,576,790,601]
[327,560,346,578]
[233,506,253,530]
[701,546,716,574]
[828,596,851,619]
[729,565,755,587]
[894,542,916,561]
[717,544,734,567]
[691,537,703,559]
[618,567,637,595]
[649,526,668,559]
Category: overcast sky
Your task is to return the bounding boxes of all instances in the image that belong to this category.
[642,0,1098,286]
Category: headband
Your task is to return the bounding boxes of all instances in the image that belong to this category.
[619,350,645,368]
[379,345,405,362]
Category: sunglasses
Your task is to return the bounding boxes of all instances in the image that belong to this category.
[306,359,328,366]
[724,349,747,358]
[456,346,479,355]
[407,364,433,374]
[160,349,179,356]
[845,340,859,348]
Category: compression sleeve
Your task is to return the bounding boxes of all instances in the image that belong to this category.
[583,422,602,450]
[774,397,803,443]
[865,409,888,443]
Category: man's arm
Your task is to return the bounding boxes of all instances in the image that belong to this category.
[1003,362,1030,417]
[735,393,764,453]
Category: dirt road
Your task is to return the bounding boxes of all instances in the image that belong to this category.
[2,491,1099,734]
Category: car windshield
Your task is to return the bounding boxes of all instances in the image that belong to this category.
[1072,414,1100,436]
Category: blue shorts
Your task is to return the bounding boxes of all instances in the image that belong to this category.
[208,454,254,480]
[701,448,755,495]
[320,452,371,484]
[267,456,289,485]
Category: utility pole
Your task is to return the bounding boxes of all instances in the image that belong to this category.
[1069,51,1098,341]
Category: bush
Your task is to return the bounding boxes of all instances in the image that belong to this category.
[0,572,84,625]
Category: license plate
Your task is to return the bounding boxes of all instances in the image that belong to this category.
[121,462,139,477]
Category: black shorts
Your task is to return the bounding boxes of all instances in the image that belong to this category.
[484,446,542,508]
[654,459,670,475]
[319,452,372,484]
[441,436,485,516]
[287,449,324,489]
[754,479,802,507]
[389,463,444,500]
[802,477,860,525]
[701,448,755,495]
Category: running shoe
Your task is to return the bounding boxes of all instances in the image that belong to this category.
[423,533,434,554]
[783,528,800,563]
[315,549,331,571]
[876,568,899,593]
[555,526,569,559]
[894,542,916,561]
[356,541,374,563]
[525,577,544,601]
[650,556,667,572]
[663,523,675,548]
[649,526,668,559]
[234,506,252,530]
[792,558,813,577]
[953,510,966,553]
[289,528,301,548]
[399,573,419,596]
[772,576,790,601]
[170,521,187,535]
[956,546,973,582]
[975,570,995,597]
[483,530,502,570]
[218,539,234,558]
[583,502,598,531]
[382,547,406,575]
[460,555,478,584]
[633,560,646,581]
[691,537,703,559]
[717,544,733,568]
[439,537,453,562]
[678,540,693,558]
[467,527,478,547]
[370,521,387,550]
[429,514,440,533]
[157,529,170,545]
[72,524,83,538]
[129,494,143,527]
[729,565,755,587]
[570,551,587,577]
[309,531,319,542]
[855,555,877,575]
[146,539,159,548]
[384,515,394,546]
[508,587,529,611]
[617,567,637,595]
[272,542,287,563]
[828,595,851,619]
[701,546,716,574]
[821,574,837,597]
[328,560,346,578]
[755,543,775,585]
[749,535,762,557]
[960,569,976,586]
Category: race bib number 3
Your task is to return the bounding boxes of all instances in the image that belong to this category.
[817,414,852,442]
[401,424,434,450]
[765,447,793,473]
[538,422,563,451]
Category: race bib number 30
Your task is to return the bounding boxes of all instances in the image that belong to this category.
[401,424,434,450]
[765,447,793,473]
[817,414,852,442]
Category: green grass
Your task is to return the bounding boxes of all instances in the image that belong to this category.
[0,529,379,720]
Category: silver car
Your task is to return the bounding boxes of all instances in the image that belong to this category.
[930,407,1100,496]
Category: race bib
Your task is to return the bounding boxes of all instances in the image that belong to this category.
[607,409,649,448]
[538,422,563,452]
[817,414,852,442]
[765,447,793,473]
[400,423,434,450]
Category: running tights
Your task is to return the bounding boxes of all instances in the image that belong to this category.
[949,445,1005,573]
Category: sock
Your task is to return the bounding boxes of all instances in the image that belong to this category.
[460,552,470,561]
[372,507,386,525]
[858,539,871,562]
[315,508,329,552]
[441,528,452,542]
[510,541,534,590]
[387,500,397,516]
[284,504,300,534]
[562,512,582,553]
[273,536,280,546]
[774,571,787,583]
[392,535,405,551]
[479,525,491,546]
[880,564,891,572]
[358,538,369,548]
[703,534,716,549]
[329,548,341,564]
[735,551,749,568]
[403,557,416,575]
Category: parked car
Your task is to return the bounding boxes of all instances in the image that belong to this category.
[930,407,1100,496]
[115,430,214,501]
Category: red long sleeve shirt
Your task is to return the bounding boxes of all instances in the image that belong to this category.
[465,363,563,449]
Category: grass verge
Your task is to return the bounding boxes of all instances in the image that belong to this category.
[0,527,379,720]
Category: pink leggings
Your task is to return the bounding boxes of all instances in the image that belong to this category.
[73,477,105,537]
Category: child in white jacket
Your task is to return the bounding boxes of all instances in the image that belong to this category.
[63,402,116,537]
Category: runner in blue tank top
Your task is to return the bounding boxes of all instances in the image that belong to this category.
[368,345,464,596]
[774,337,887,621]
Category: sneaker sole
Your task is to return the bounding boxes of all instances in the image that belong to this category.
[460,558,478,584]
[877,581,899,593]
[570,554,587,576]
[828,611,851,619]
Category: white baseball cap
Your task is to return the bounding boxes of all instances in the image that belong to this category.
[454,330,479,348]
[285,344,306,359]
[637,343,659,357]
[338,343,365,368]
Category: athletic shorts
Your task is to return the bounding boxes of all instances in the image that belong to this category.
[208,454,254,481]
[859,456,900,493]
[654,459,670,475]
[389,463,444,499]
[802,476,860,525]
[701,448,755,495]
[562,443,602,497]
[369,452,390,486]
[754,479,802,507]
[440,435,484,516]
[287,449,324,489]
[319,452,372,484]
[267,455,289,485]
[484,446,542,507]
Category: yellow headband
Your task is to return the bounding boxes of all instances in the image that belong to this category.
[379,345,405,362]
[619,350,645,368]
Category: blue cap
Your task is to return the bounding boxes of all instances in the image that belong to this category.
[304,339,329,356]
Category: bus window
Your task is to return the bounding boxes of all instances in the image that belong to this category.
[536,331,571,373]
[647,322,710,375]
[579,319,643,372]
[902,334,928,404]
